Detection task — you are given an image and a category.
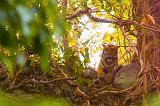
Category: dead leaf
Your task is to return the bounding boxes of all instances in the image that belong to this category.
[139,14,155,26]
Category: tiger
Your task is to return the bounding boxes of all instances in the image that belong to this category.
[81,43,120,84]
[96,43,119,84]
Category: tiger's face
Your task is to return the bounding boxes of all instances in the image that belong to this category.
[102,43,118,65]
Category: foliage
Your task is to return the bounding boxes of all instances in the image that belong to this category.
[0,0,62,72]
[0,0,136,74]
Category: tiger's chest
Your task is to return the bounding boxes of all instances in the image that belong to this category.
[97,44,118,77]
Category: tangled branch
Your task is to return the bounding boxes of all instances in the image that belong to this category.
[66,7,160,33]
[7,77,77,91]
[66,8,119,25]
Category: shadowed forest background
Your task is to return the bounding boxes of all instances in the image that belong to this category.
[0,0,160,106]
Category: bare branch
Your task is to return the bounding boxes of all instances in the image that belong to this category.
[31,77,77,84]
[65,8,89,20]
[53,61,90,106]
[66,7,160,34]
[66,8,118,24]
[7,77,77,91]
[87,12,118,24]
[141,25,160,32]
[120,27,139,56]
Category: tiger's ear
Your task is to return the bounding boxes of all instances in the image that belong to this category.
[102,43,106,47]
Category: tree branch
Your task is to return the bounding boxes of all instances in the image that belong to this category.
[7,77,77,91]
[66,7,160,33]
[141,25,160,32]
[65,8,89,20]
[65,8,119,25]
[53,61,90,106]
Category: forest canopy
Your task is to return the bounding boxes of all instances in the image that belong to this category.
[0,0,135,72]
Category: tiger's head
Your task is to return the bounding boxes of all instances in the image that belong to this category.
[102,43,118,65]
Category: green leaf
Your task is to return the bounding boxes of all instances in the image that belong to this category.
[3,57,13,74]
[40,51,49,72]
[16,5,34,37]
[0,25,11,47]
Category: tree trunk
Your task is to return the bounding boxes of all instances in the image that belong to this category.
[132,0,160,105]
[62,0,69,50]
[62,0,73,74]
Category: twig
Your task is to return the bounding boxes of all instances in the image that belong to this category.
[7,79,31,91]
[95,76,144,95]
[141,25,160,33]
[7,77,77,91]
[53,61,90,106]
[120,27,139,56]
[10,54,29,88]
[97,89,128,94]
[31,77,77,84]
[90,85,116,94]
